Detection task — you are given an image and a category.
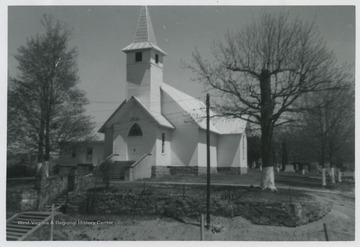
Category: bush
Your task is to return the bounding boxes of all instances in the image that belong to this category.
[7,165,37,178]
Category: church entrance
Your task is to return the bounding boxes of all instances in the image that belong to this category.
[127,123,144,161]
[128,136,144,161]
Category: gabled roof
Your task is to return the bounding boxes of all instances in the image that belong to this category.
[98,96,174,133]
[122,6,167,55]
[132,96,174,129]
[160,83,247,135]
[98,99,127,133]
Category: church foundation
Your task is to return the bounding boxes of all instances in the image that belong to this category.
[152,166,250,178]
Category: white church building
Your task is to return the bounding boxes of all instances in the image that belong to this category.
[98,6,248,180]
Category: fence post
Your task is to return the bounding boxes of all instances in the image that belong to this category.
[200,214,205,241]
[288,188,292,204]
[50,203,54,240]
[323,223,329,241]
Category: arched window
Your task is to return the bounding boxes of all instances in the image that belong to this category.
[128,123,143,136]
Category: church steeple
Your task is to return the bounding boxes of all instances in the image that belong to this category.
[122,6,167,55]
[122,6,166,114]
[134,6,157,44]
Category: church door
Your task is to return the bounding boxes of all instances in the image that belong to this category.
[127,123,144,161]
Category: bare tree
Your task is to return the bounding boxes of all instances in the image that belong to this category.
[299,83,354,185]
[8,15,95,165]
[188,12,351,190]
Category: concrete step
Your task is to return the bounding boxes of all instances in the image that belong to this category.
[6,227,29,233]
[6,211,53,241]
[108,161,135,180]
[12,214,46,219]
[6,224,33,230]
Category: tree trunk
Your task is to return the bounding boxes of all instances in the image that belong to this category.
[38,118,45,163]
[259,69,276,190]
[322,168,327,186]
[337,168,342,183]
[45,113,50,161]
[330,167,335,183]
[44,78,51,162]
[319,119,327,186]
[281,141,288,171]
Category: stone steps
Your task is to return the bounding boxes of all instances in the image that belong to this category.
[108,161,135,180]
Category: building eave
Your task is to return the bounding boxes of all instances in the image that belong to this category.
[132,96,175,129]
[122,42,167,56]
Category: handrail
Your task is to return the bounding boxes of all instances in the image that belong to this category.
[131,153,152,168]
[6,213,20,223]
[103,153,119,163]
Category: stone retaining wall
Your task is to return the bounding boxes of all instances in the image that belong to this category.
[21,189,39,211]
[74,174,95,192]
[151,166,170,177]
[152,166,218,178]
[67,191,89,213]
[217,167,248,174]
[67,190,332,227]
[6,189,22,212]
[7,174,95,212]
[38,175,68,210]
[152,166,248,178]
[233,201,332,227]
[6,189,36,212]
[217,167,241,174]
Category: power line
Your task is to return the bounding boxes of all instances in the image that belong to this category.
[89,95,206,105]
[92,106,207,129]
[88,109,117,113]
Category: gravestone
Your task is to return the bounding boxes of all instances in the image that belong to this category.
[284,164,296,173]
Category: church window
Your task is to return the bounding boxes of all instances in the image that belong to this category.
[87,147,93,155]
[155,54,159,64]
[128,123,143,136]
[135,52,142,62]
[162,133,165,153]
[71,150,76,158]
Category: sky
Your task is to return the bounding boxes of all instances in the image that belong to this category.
[6,3,356,138]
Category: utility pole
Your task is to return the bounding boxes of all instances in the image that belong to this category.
[206,93,211,228]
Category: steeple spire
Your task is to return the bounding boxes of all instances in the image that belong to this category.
[122,6,167,55]
[134,6,157,44]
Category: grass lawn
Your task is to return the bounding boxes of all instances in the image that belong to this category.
[136,169,355,193]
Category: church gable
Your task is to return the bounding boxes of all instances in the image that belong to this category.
[99,96,174,133]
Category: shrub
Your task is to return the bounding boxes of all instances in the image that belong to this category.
[7,164,37,178]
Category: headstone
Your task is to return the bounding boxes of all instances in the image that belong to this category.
[252,161,256,169]
[284,164,295,173]
[322,168,327,186]
[42,161,49,178]
[337,168,342,183]
[330,167,335,183]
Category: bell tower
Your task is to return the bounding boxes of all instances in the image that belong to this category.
[122,6,167,114]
